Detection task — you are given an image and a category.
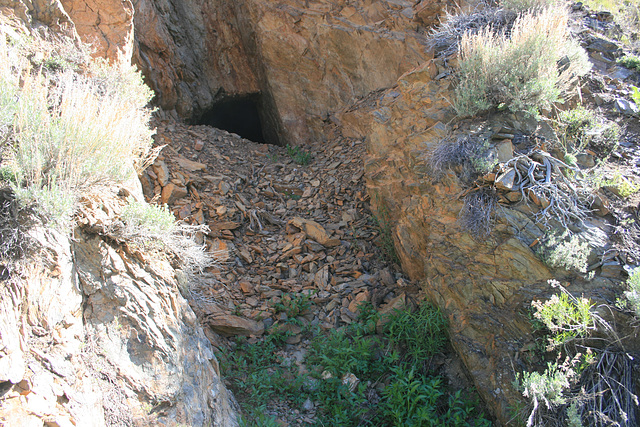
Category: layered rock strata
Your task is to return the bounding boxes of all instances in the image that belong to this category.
[339,59,630,424]
[0,189,238,426]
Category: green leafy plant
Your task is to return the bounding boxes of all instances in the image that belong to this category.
[597,172,640,198]
[382,365,443,426]
[218,332,304,418]
[454,6,590,117]
[517,362,573,424]
[384,302,448,362]
[618,54,640,71]
[285,144,312,165]
[307,328,384,378]
[273,292,314,319]
[623,269,640,317]
[556,106,620,157]
[520,280,636,427]
[631,85,640,106]
[531,282,595,348]
[372,197,399,264]
[223,303,491,426]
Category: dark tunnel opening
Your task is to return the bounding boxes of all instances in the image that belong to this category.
[195,95,278,145]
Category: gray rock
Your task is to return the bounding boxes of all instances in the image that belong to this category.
[303,398,314,411]
[576,153,596,168]
[615,98,639,116]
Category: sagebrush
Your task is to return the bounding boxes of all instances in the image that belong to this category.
[0,25,154,230]
[454,6,590,117]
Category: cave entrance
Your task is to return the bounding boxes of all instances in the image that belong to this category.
[195,95,279,145]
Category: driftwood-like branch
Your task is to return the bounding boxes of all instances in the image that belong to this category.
[491,149,593,227]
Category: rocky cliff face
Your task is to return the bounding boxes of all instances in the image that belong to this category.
[338,58,633,424]
[0,3,239,424]
[0,188,238,426]
[59,0,458,146]
[8,1,631,424]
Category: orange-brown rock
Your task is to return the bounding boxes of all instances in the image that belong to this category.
[60,0,134,61]
[4,0,459,146]
[0,0,77,35]
[340,58,626,424]
[131,0,459,145]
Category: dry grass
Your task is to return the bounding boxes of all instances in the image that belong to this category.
[458,189,498,239]
[501,0,560,13]
[0,23,154,229]
[109,198,214,275]
[430,7,517,59]
[454,6,590,117]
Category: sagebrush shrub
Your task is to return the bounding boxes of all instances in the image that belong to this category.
[454,6,590,117]
[0,26,154,229]
[116,198,212,274]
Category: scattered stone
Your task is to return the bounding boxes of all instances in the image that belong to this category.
[290,217,341,247]
[160,183,188,204]
[341,373,360,393]
[206,314,264,337]
[302,398,314,412]
[614,98,639,116]
[494,169,518,192]
[575,153,595,168]
[176,156,207,171]
[494,139,514,163]
[152,160,170,186]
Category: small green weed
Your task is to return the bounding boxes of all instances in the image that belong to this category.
[224,302,491,426]
[307,328,385,379]
[382,365,443,426]
[623,269,640,317]
[219,332,305,419]
[517,362,571,407]
[285,145,312,165]
[531,283,595,348]
[372,196,399,264]
[273,292,314,319]
[618,54,640,71]
[601,172,639,198]
[384,302,448,362]
[557,106,619,157]
[0,165,16,184]
[631,85,640,106]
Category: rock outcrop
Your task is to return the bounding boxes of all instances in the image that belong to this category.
[60,0,135,61]
[6,0,460,145]
[3,0,491,144]
[339,58,630,424]
[0,189,238,426]
[131,0,453,145]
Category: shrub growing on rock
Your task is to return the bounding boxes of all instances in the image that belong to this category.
[0,26,154,230]
[454,6,590,117]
